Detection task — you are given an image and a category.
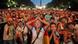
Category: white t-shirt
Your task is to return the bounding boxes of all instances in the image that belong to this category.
[32,27,44,44]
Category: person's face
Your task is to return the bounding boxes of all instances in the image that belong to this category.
[18,22,23,27]
[62,18,67,23]
[51,19,55,23]
[7,18,13,25]
[51,24,56,30]
[35,20,41,28]
[68,24,74,30]
[8,20,12,25]
[57,23,61,29]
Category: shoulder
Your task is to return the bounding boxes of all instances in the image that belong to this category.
[16,26,20,30]
[32,27,36,31]
[4,24,8,28]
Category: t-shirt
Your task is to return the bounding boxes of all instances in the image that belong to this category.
[3,24,14,40]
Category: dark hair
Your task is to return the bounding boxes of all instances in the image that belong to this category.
[50,23,56,25]
[50,17,55,21]
[74,19,78,24]
[50,23,56,27]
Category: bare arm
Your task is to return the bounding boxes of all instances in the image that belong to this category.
[49,32,53,41]
[38,17,50,30]
[3,24,9,40]
[26,18,37,29]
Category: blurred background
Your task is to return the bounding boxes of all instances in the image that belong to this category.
[0,0,78,11]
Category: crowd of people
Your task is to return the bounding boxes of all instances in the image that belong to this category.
[0,9,78,44]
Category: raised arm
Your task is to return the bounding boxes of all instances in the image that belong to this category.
[26,18,37,29]
[38,17,50,30]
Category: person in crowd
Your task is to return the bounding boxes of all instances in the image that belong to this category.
[3,17,14,44]
[43,26,50,44]
[15,19,24,44]
[0,9,78,44]
[26,16,49,44]
[23,20,28,44]
[50,23,60,44]
[72,23,78,44]
[60,22,75,44]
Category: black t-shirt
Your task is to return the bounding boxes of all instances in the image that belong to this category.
[0,22,6,40]
[27,29,32,44]
[48,30,52,37]
[48,30,54,44]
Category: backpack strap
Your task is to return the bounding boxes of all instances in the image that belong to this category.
[32,27,42,44]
